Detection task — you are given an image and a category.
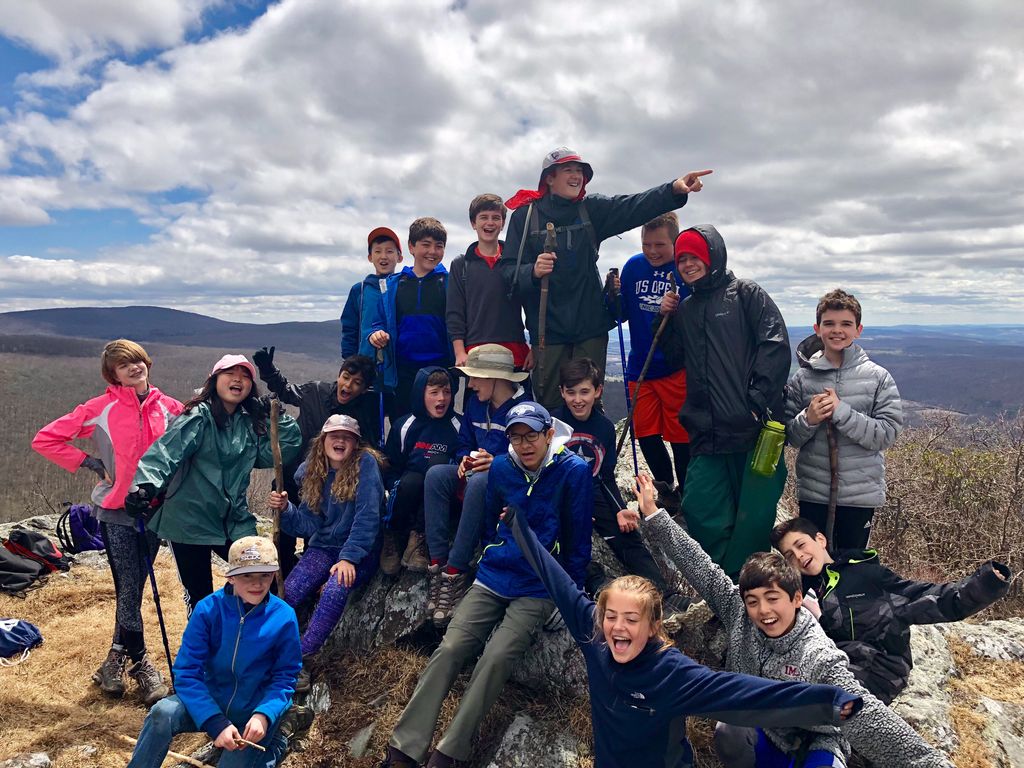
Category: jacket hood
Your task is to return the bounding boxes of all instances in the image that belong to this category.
[682,225,731,294]
[796,334,869,371]
[506,416,574,471]
[399,263,448,280]
[410,365,457,420]
[831,548,879,567]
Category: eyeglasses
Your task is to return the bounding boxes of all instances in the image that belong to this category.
[508,430,545,446]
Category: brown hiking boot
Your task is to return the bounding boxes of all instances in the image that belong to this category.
[425,749,468,768]
[380,745,419,768]
[426,563,442,616]
[295,654,315,694]
[653,480,681,515]
[401,530,429,572]
[93,646,128,697]
[128,654,170,706]
[432,570,467,629]
[380,532,401,576]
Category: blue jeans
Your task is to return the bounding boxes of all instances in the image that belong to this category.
[423,464,489,571]
[127,695,286,768]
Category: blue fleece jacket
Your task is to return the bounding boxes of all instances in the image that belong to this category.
[279,451,383,564]
[618,253,690,382]
[340,273,390,358]
[173,584,301,739]
[369,265,451,391]
[385,366,461,480]
[476,422,592,598]
[506,510,863,768]
[457,384,529,459]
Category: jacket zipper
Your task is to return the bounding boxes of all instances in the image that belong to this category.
[848,607,855,641]
[224,596,247,714]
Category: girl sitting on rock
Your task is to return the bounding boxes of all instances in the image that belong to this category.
[268,414,384,688]
[502,505,862,768]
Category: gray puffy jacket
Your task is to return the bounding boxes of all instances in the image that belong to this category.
[785,336,903,508]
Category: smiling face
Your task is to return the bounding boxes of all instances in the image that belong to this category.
[368,239,402,276]
[408,236,445,276]
[115,359,150,393]
[424,383,452,417]
[227,572,276,606]
[323,431,358,469]
[742,583,803,638]
[545,162,586,200]
[215,365,253,412]
[778,530,832,577]
[676,253,708,285]
[472,209,505,248]
[642,226,675,268]
[336,370,367,405]
[560,379,602,422]
[814,309,863,360]
[602,589,657,664]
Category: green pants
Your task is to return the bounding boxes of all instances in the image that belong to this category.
[531,334,609,409]
[681,451,787,580]
[389,585,553,762]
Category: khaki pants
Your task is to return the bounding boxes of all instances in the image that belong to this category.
[389,585,553,762]
[531,334,609,409]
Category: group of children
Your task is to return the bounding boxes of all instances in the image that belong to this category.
[29,145,1012,768]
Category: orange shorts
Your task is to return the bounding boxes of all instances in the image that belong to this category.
[628,369,689,443]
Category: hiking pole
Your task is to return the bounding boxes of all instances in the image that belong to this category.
[536,222,556,399]
[269,397,285,597]
[376,348,386,446]
[135,515,174,687]
[825,420,839,544]
[118,735,216,768]
[609,267,638,475]
[615,272,678,458]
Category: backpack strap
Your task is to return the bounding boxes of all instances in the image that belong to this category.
[506,203,535,301]
[577,200,599,254]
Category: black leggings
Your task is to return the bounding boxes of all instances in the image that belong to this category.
[798,501,875,551]
[101,521,159,660]
[169,541,233,618]
[592,497,667,593]
[388,471,426,534]
[637,436,690,491]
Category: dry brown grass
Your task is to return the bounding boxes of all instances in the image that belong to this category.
[0,549,212,766]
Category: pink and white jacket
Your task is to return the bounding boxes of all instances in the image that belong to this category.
[32,385,184,513]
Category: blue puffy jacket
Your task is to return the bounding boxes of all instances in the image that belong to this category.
[173,585,301,738]
[280,451,383,564]
[476,419,593,598]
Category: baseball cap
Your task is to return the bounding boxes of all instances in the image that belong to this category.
[226,536,279,577]
[504,401,553,433]
[321,414,361,438]
[211,354,257,380]
[367,226,402,255]
[540,147,594,184]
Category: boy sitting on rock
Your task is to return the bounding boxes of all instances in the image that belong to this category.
[771,516,1010,704]
[636,474,953,768]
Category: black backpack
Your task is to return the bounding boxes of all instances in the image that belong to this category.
[0,546,47,597]
[4,529,73,573]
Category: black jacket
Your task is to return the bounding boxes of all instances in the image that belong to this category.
[446,241,527,347]
[812,550,1011,703]
[384,366,461,482]
[658,225,790,455]
[502,183,688,345]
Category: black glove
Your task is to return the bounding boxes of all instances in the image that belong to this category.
[253,346,276,377]
[124,486,153,518]
[604,268,620,300]
[81,456,108,480]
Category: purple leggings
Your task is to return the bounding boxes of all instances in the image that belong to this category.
[283,546,370,656]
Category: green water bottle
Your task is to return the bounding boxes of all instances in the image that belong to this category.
[750,420,786,476]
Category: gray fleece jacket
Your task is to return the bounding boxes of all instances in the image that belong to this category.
[644,510,951,767]
[785,336,903,508]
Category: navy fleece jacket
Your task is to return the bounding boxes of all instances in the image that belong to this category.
[385,366,461,480]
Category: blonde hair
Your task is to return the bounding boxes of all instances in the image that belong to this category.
[594,575,673,653]
[300,433,383,512]
[101,339,152,386]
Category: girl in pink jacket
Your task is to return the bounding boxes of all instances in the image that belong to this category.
[32,339,183,705]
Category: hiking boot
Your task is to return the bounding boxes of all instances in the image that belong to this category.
[380,745,419,768]
[279,702,315,739]
[432,570,468,629]
[426,563,442,616]
[425,748,468,768]
[653,480,681,515]
[128,654,170,706]
[380,532,401,576]
[93,646,128,697]
[295,654,315,695]
[401,531,429,573]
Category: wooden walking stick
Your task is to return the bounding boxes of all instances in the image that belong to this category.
[118,735,217,768]
[615,272,678,457]
[536,222,556,391]
[825,420,840,545]
[269,397,285,596]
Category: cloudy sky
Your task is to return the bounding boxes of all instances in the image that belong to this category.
[1,0,1022,326]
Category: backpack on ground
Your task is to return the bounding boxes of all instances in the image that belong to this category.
[0,547,47,596]
[4,528,73,572]
[0,618,43,665]
[56,503,105,554]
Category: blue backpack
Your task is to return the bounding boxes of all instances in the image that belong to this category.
[56,503,104,555]
[0,618,43,665]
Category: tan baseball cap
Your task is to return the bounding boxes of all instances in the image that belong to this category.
[226,536,279,577]
[321,414,361,438]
